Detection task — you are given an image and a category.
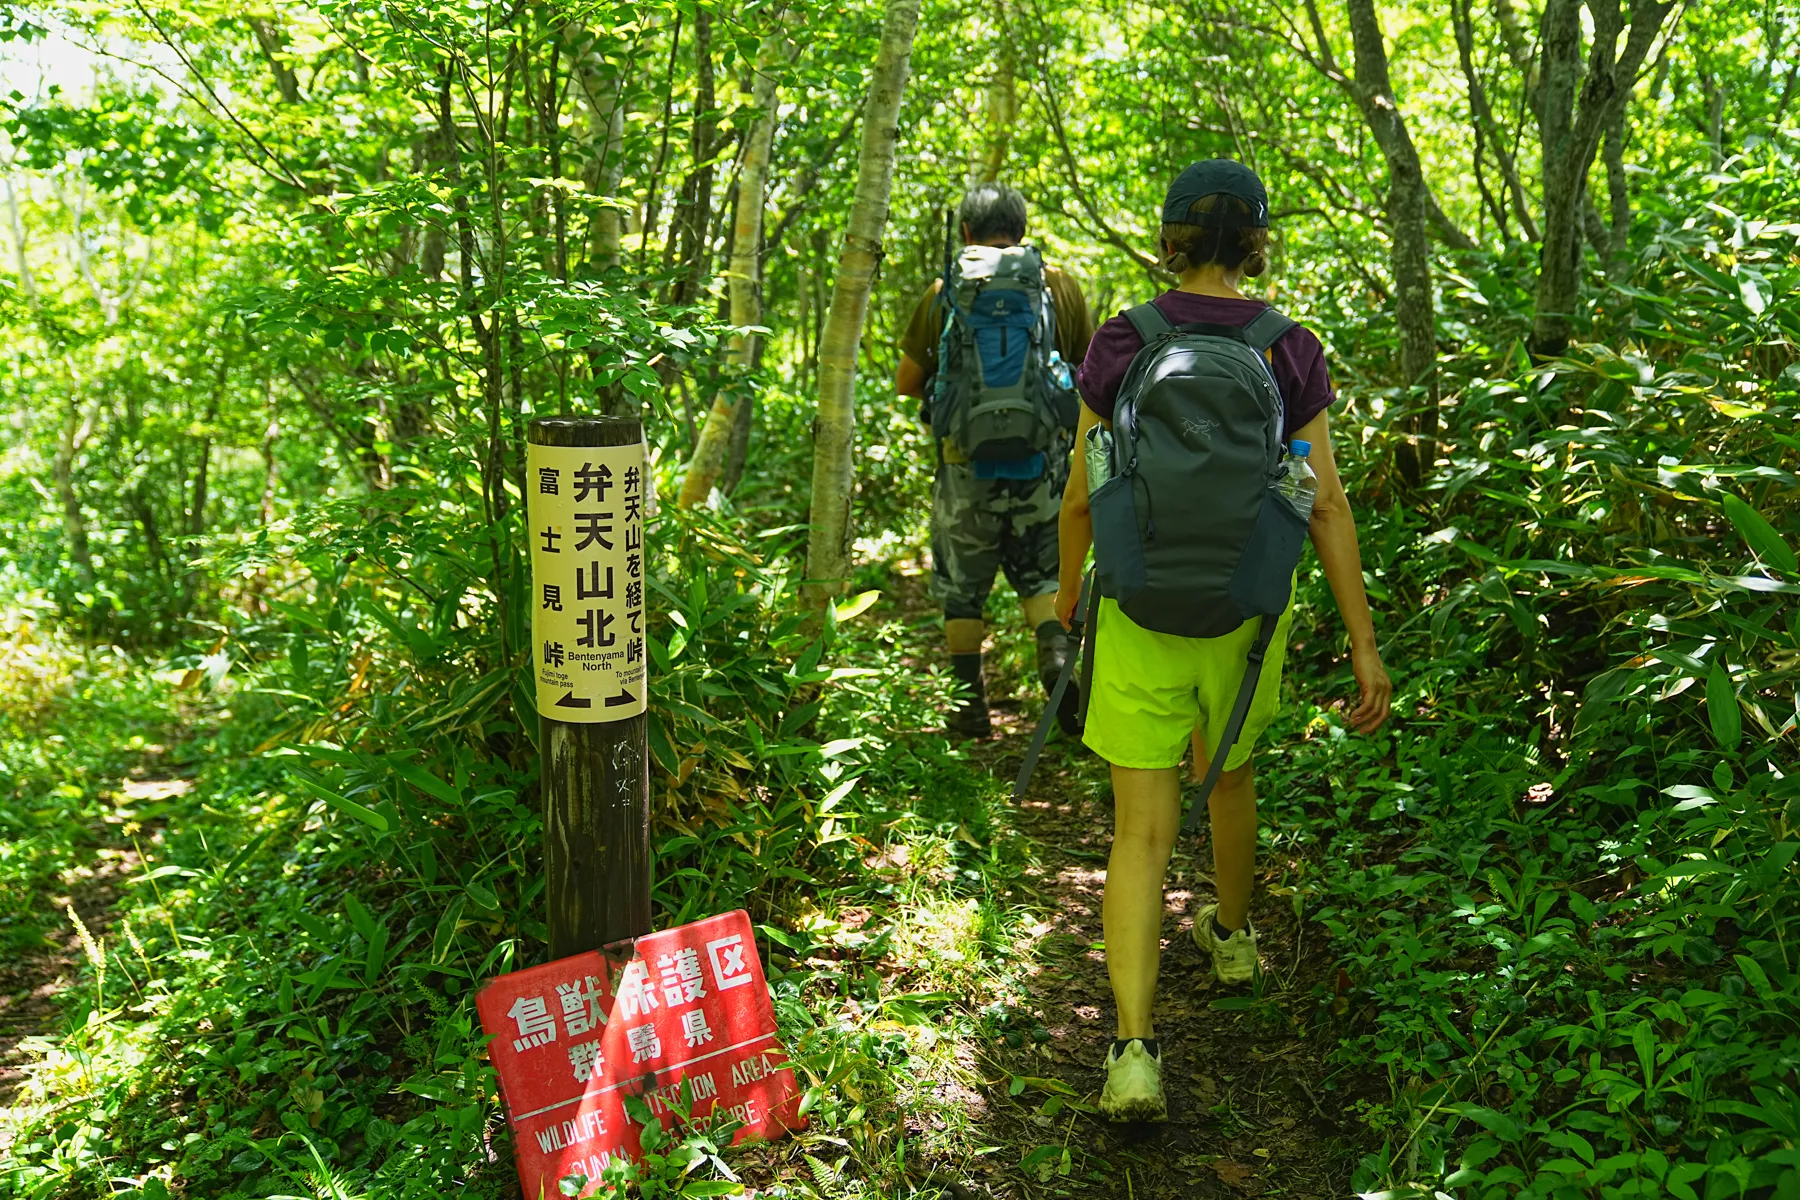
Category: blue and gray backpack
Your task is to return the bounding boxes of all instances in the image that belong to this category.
[930,244,1078,471]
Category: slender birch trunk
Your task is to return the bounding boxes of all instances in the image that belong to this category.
[585,74,629,271]
[54,399,97,587]
[802,0,923,608]
[970,5,1016,185]
[679,28,789,507]
[567,19,632,274]
[5,177,37,303]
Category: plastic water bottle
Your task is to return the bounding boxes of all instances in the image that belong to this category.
[1085,423,1113,494]
[1049,351,1075,393]
[1278,439,1318,522]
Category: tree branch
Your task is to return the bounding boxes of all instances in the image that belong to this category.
[248,16,303,105]
[1024,22,1166,277]
[1452,0,1540,241]
[127,0,313,195]
[3,173,37,305]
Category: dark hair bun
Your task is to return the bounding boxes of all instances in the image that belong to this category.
[1241,240,1268,278]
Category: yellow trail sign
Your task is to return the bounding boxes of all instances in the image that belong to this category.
[526,441,649,722]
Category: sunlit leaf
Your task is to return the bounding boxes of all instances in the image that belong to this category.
[832,589,881,622]
[295,777,390,833]
[1706,660,1742,750]
[1719,493,1797,573]
[1739,274,1767,316]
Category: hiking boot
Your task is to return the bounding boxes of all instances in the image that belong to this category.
[1099,1038,1166,1122]
[947,652,991,739]
[1034,620,1083,738]
[1193,903,1259,984]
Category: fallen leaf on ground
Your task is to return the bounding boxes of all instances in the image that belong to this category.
[1211,1160,1262,1192]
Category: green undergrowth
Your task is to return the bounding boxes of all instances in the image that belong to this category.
[0,495,1062,1200]
[0,598,184,954]
[1268,150,1800,1200]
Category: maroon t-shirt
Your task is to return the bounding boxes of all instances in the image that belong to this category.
[1076,292,1335,439]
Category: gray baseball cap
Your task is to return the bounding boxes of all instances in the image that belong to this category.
[1161,159,1269,227]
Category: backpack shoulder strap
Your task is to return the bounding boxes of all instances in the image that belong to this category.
[1241,306,1297,354]
[1123,302,1174,345]
[1181,614,1278,832]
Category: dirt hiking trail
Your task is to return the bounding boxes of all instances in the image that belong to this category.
[0,762,188,1109]
[964,717,1374,1199]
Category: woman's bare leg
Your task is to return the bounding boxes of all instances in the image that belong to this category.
[1190,736,1258,931]
[1105,764,1181,1039]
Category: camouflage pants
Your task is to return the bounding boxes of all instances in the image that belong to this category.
[929,454,1067,621]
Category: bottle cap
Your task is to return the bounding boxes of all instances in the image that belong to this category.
[1290,440,1311,457]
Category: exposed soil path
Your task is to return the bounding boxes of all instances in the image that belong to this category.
[963,717,1374,1199]
[0,767,188,1109]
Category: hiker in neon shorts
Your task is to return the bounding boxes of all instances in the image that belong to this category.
[1053,160,1393,1122]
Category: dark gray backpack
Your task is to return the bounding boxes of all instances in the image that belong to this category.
[1085,303,1310,821]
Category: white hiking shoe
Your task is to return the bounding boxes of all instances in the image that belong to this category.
[1194,902,1259,984]
[1099,1038,1166,1122]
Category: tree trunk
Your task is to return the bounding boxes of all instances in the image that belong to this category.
[260,401,279,527]
[1529,0,1675,359]
[133,490,168,582]
[1494,0,1535,79]
[1532,0,1586,359]
[53,399,97,588]
[970,2,1016,185]
[803,0,923,609]
[1777,59,1800,127]
[1699,66,1726,170]
[248,16,303,105]
[679,29,787,508]
[637,12,683,276]
[4,176,37,303]
[721,383,754,495]
[665,10,716,307]
[188,352,229,540]
[1603,106,1632,279]
[576,44,630,273]
[244,377,280,611]
[1581,190,1611,259]
[1452,0,1540,242]
[1344,0,1439,487]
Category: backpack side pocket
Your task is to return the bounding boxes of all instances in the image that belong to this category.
[1046,376,1080,430]
[1090,473,1147,604]
[1227,488,1306,619]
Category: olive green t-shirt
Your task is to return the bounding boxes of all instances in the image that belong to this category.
[897,262,1096,376]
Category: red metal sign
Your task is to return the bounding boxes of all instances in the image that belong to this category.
[476,910,805,1197]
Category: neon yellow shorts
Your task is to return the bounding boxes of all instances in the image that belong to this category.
[1081,597,1293,772]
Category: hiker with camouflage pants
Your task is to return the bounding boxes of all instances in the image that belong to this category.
[895,184,1096,739]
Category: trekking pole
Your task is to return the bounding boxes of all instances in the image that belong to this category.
[1012,571,1091,800]
[942,204,955,294]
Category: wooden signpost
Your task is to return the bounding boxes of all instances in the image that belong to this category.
[493,418,805,1198]
[527,416,652,955]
